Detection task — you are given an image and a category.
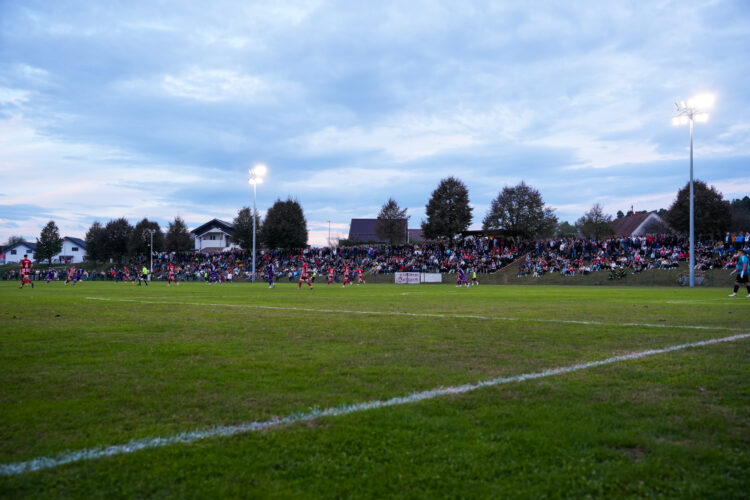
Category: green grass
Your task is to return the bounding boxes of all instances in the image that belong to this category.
[1,281,748,498]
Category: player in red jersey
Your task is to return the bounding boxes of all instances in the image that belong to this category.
[123,266,134,283]
[298,262,313,289]
[65,266,76,285]
[356,267,366,285]
[19,254,34,289]
[327,266,335,285]
[342,264,352,287]
[167,262,178,286]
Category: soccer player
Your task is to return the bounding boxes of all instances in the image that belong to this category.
[456,267,469,287]
[138,266,149,286]
[65,266,76,285]
[267,262,275,288]
[327,266,335,285]
[729,248,750,297]
[356,266,366,285]
[123,266,134,283]
[298,262,313,290]
[72,267,84,285]
[19,254,33,289]
[471,268,479,286]
[45,268,56,283]
[167,262,178,286]
[342,264,352,287]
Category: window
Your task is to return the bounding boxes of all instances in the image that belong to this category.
[11,249,16,255]
[72,247,79,252]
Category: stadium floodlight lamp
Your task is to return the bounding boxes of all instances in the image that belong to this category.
[672,93,715,288]
[248,163,268,283]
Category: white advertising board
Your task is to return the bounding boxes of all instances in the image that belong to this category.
[395,272,420,284]
[420,273,442,283]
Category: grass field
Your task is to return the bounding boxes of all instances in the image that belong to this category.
[1,280,749,498]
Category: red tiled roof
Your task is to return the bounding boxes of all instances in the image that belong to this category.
[611,212,651,237]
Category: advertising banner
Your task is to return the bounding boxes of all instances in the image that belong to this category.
[395,272,420,284]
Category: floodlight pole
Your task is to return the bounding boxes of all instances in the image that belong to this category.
[248,164,266,283]
[673,96,712,288]
[252,180,257,283]
[145,229,156,281]
[688,117,695,288]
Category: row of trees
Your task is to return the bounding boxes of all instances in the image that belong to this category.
[84,217,192,263]
[373,177,750,244]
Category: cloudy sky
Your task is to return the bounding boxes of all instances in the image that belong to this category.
[1,0,749,245]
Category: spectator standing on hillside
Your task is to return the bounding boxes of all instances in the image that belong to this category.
[729,249,750,297]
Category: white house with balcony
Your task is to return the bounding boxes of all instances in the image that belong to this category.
[54,237,87,263]
[191,219,239,251]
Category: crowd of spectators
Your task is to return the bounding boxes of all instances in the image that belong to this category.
[124,237,530,282]
[4,233,749,282]
[517,234,749,278]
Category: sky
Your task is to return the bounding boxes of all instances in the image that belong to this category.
[1,0,749,246]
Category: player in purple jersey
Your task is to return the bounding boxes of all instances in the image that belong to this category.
[266,263,275,288]
[45,268,56,283]
[456,267,469,288]
[72,268,84,285]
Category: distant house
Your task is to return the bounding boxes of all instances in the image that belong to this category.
[3,241,37,264]
[54,237,87,264]
[191,219,238,251]
[611,212,671,237]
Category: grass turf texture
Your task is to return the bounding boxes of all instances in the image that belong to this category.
[1,281,748,498]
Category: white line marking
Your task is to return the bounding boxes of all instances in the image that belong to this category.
[84,296,732,331]
[2,332,748,477]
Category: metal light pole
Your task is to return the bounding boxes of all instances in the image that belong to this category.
[144,228,156,281]
[328,220,331,248]
[248,164,267,283]
[673,94,714,287]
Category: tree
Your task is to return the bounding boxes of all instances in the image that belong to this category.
[4,235,25,247]
[128,219,164,257]
[104,218,134,263]
[665,180,731,239]
[36,221,63,265]
[85,222,107,262]
[232,207,262,251]
[165,217,193,252]
[421,177,472,240]
[375,198,409,245]
[730,196,750,232]
[261,198,308,250]
[482,181,557,240]
[616,210,625,219]
[577,203,615,240]
[556,221,577,238]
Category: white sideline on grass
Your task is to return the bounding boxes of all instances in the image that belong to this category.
[84,296,733,331]
[2,332,749,477]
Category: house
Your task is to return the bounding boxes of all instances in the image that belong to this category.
[191,219,238,251]
[611,212,671,237]
[3,241,37,264]
[54,237,87,264]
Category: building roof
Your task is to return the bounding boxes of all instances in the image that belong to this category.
[347,218,404,240]
[348,218,380,242]
[611,212,668,237]
[6,240,37,251]
[64,236,86,248]
[191,218,234,236]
